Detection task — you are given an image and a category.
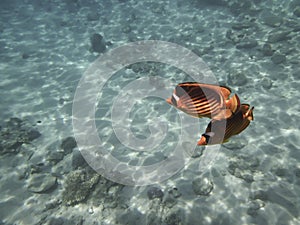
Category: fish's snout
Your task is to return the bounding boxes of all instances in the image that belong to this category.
[197,136,207,145]
[166,98,172,105]
[198,132,215,145]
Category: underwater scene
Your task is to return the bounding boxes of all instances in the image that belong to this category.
[1,0,300,224]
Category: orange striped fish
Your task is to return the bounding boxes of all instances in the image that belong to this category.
[166,82,240,120]
[197,104,254,145]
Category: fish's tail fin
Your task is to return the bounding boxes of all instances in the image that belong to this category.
[246,106,254,121]
[226,94,240,113]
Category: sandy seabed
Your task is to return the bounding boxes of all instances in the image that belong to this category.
[0,0,300,224]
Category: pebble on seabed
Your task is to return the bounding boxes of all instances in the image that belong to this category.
[90,33,106,54]
[0,117,41,155]
[261,77,272,89]
[261,12,283,27]
[147,187,164,200]
[271,53,286,64]
[261,43,273,56]
[227,70,248,86]
[267,30,291,43]
[62,170,100,206]
[294,7,300,17]
[192,177,214,196]
[27,173,57,193]
[60,137,77,155]
[236,38,258,49]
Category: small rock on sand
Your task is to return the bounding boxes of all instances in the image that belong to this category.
[192,177,213,196]
[27,173,57,193]
[60,137,77,155]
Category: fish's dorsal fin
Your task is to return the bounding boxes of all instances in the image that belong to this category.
[195,83,231,99]
[180,82,230,98]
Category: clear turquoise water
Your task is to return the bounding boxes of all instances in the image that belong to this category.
[0,0,300,224]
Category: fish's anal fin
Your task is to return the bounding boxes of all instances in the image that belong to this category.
[222,139,229,143]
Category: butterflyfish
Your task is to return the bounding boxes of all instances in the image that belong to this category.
[197,104,254,145]
[166,82,240,120]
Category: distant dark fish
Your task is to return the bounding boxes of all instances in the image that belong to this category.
[197,104,254,145]
[166,82,240,120]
